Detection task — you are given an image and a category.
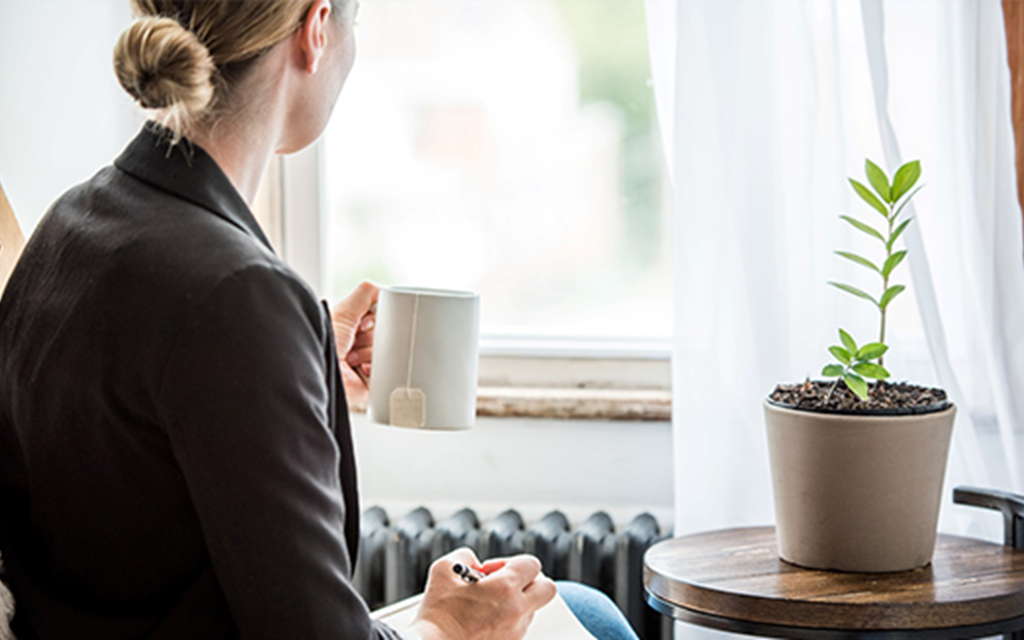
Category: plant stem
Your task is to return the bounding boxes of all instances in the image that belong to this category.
[878,201,895,367]
[879,282,887,366]
[825,376,841,405]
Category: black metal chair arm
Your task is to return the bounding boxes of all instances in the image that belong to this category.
[953,485,1024,550]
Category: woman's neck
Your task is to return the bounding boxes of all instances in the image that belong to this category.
[190,124,278,207]
[185,48,291,207]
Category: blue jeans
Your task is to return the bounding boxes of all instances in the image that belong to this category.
[557,581,641,640]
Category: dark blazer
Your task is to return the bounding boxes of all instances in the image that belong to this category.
[0,125,401,640]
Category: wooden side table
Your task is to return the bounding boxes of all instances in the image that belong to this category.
[644,526,1024,639]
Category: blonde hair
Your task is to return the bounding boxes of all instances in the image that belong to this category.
[113,0,330,137]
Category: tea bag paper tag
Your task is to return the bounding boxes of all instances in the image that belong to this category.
[390,388,426,428]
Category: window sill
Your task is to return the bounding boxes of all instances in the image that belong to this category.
[349,387,671,422]
[476,386,671,421]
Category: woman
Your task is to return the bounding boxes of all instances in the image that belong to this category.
[0,2,638,639]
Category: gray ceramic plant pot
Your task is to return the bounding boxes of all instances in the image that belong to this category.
[764,399,955,572]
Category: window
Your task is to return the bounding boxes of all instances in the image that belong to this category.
[320,0,671,354]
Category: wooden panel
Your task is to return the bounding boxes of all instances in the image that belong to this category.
[0,178,25,294]
[644,526,1024,630]
[1003,1,1024,251]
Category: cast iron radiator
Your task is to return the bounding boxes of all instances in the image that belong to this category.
[354,506,674,640]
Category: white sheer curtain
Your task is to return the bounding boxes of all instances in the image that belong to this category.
[646,0,1024,554]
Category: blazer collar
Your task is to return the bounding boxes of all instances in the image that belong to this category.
[114,123,274,253]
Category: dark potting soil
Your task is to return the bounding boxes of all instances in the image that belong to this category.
[769,379,950,415]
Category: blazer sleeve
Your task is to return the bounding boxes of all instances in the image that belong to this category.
[156,263,402,640]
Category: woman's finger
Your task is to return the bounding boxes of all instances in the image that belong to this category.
[351,328,374,350]
[345,346,373,367]
[486,555,542,590]
[331,281,379,353]
[430,547,483,581]
[337,281,379,316]
[521,575,557,609]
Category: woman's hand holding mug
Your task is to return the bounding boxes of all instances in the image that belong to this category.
[331,281,379,407]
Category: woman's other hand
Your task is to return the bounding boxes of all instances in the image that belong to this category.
[330,281,378,407]
[409,548,558,640]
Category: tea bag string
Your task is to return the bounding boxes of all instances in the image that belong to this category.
[404,293,420,399]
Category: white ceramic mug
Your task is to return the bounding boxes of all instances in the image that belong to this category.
[368,286,480,429]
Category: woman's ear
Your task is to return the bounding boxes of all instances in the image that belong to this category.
[298,0,333,74]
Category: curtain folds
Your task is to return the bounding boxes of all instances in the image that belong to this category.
[647,0,1024,547]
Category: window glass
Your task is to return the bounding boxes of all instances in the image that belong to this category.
[323,0,670,340]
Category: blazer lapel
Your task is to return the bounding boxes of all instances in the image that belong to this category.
[114,124,274,253]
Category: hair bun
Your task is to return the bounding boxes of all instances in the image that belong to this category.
[113,16,215,115]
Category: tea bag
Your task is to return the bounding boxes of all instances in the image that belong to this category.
[389,388,426,428]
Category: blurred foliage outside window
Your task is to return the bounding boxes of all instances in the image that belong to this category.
[323,0,670,340]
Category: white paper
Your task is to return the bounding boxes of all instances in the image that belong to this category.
[372,592,597,639]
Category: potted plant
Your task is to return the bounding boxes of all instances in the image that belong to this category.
[765,159,956,573]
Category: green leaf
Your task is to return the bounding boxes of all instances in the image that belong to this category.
[881,250,908,278]
[828,282,879,306]
[829,345,852,365]
[838,328,858,355]
[856,342,889,361]
[891,160,921,203]
[822,364,845,377]
[850,179,889,217]
[840,215,885,242]
[844,372,869,400]
[887,218,913,252]
[879,284,906,309]
[893,185,924,220]
[835,251,880,273]
[852,362,891,379]
[865,159,892,203]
